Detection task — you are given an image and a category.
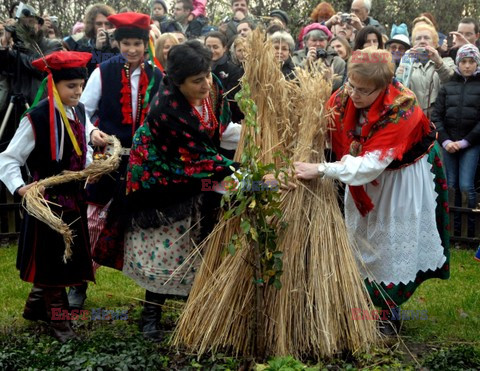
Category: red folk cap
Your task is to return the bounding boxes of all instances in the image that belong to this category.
[32,51,92,72]
[107,12,151,31]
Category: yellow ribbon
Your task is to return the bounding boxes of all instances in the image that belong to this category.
[52,84,82,157]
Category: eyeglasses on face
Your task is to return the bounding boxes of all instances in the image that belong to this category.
[344,80,378,96]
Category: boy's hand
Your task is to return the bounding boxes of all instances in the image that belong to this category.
[90,129,109,147]
[18,182,44,197]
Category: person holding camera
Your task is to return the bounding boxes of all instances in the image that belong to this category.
[395,23,454,116]
[350,0,385,34]
[0,3,62,143]
[325,11,363,43]
[63,3,117,78]
[292,23,346,91]
[41,14,61,39]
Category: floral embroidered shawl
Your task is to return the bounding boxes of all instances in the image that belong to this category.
[126,75,235,208]
[328,79,431,216]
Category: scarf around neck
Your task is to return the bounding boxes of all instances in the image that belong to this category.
[328,79,431,216]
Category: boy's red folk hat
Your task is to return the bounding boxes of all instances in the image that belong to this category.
[32,51,92,72]
[107,12,151,41]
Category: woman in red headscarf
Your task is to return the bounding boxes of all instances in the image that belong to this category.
[294,48,450,335]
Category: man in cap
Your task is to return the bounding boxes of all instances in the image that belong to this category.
[385,34,411,69]
[269,9,289,28]
[0,3,61,143]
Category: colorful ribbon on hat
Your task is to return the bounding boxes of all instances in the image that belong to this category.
[51,75,82,159]
[22,74,82,161]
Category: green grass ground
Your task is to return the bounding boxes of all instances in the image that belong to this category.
[0,244,144,330]
[0,244,479,369]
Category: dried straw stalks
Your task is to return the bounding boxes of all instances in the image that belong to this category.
[23,136,121,262]
[173,29,379,359]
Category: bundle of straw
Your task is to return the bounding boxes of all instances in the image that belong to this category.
[262,69,378,358]
[173,29,378,359]
[23,136,121,262]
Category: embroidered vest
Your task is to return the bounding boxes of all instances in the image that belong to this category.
[27,99,86,180]
[98,54,162,147]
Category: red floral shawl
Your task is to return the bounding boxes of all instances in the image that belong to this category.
[328,80,431,216]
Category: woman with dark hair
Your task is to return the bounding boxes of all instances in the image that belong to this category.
[124,40,241,341]
[205,31,243,124]
[353,26,384,51]
[294,47,449,335]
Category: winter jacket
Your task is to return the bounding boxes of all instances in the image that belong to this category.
[224,14,256,44]
[292,48,345,91]
[281,57,296,80]
[395,57,455,115]
[431,72,480,146]
[212,57,244,123]
[0,37,61,104]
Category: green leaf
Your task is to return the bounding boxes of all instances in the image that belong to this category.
[274,258,283,271]
[227,243,236,256]
[273,279,282,290]
[223,209,234,220]
[240,219,251,234]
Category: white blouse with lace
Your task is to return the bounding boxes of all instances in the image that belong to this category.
[324,150,446,285]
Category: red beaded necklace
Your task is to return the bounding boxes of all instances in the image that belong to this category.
[192,97,218,137]
[120,62,149,136]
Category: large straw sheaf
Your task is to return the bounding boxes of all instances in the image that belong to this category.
[23,136,121,262]
[173,29,379,359]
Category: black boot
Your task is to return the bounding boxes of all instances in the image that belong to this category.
[23,285,50,322]
[378,307,401,336]
[139,290,165,342]
[43,287,78,343]
[68,282,88,310]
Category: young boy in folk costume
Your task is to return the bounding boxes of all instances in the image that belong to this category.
[0,51,95,342]
[77,12,162,308]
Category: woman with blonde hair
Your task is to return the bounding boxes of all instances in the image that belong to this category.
[396,23,454,116]
[155,33,179,70]
[229,35,247,67]
[294,47,450,335]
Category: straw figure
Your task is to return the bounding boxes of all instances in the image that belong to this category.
[173,29,379,360]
